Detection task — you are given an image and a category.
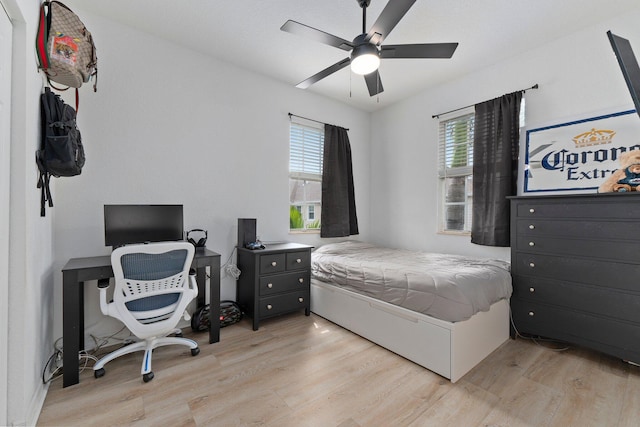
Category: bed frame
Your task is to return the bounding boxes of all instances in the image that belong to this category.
[310,278,510,382]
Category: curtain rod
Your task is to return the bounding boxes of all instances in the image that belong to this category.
[288,113,349,131]
[431,84,539,119]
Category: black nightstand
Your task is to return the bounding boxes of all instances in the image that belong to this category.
[236,243,313,330]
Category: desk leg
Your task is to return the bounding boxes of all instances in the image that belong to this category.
[62,272,81,388]
[196,268,206,308]
[208,258,221,344]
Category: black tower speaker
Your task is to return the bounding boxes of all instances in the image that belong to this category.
[237,218,256,248]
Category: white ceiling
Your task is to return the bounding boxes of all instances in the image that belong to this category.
[66,0,640,112]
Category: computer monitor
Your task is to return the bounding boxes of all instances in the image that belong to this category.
[104,204,184,248]
[607,31,640,118]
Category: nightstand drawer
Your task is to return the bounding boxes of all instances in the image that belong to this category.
[286,251,310,270]
[259,254,286,274]
[259,272,309,296]
[259,291,310,318]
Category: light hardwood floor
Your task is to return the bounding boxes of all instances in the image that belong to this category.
[38,312,640,426]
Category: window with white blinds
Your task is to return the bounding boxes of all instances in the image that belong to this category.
[289,120,324,232]
[290,122,324,179]
[438,108,475,233]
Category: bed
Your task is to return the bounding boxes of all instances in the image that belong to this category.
[310,241,512,382]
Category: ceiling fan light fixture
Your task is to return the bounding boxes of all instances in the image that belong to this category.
[350,43,380,75]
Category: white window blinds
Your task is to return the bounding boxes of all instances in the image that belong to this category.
[438,110,475,178]
[289,121,324,180]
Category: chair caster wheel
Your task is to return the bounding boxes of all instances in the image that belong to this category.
[191,347,200,356]
[94,368,105,379]
[175,331,183,338]
[143,372,154,383]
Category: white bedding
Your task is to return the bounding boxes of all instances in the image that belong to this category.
[311,241,512,322]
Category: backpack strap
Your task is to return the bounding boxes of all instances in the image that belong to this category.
[35,2,50,71]
[45,82,80,113]
[36,152,53,217]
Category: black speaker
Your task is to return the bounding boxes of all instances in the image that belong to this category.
[237,218,256,248]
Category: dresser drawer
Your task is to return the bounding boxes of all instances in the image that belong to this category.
[516,199,640,220]
[515,218,639,241]
[259,271,309,296]
[513,276,640,322]
[259,291,310,318]
[515,236,638,262]
[286,251,310,270]
[512,252,640,292]
[511,299,640,362]
[259,253,286,274]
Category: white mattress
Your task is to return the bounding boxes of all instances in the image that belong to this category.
[311,241,512,322]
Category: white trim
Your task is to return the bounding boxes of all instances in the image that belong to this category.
[0,3,12,423]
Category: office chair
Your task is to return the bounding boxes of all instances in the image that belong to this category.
[93,241,200,383]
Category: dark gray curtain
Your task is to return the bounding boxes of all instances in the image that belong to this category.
[471,91,522,246]
[321,124,359,238]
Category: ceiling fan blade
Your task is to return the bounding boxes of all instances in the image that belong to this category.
[296,58,351,89]
[380,43,458,59]
[364,70,384,96]
[366,0,416,45]
[281,20,354,51]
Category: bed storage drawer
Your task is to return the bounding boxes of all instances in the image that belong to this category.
[237,243,313,330]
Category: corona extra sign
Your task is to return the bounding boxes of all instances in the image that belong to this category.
[525,110,640,192]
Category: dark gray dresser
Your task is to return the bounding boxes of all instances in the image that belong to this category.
[236,243,312,330]
[509,193,640,364]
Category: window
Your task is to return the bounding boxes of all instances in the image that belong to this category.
[289,119,323,232]
[437,99,525,234]
[438,108,475,233]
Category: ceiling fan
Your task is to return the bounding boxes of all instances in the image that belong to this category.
[280,0,458,97]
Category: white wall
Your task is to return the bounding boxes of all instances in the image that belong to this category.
[369,8,640,261]
[2,0,55,425]
[49,11,371,345]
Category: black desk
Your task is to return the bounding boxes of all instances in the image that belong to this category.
[61,248,221,388]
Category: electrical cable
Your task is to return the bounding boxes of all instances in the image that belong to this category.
[221,246,241,279]
[509,307,570,352]
[42,326,134,383]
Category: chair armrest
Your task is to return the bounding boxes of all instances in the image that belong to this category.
[188,269,198,296]
[97,279,111,316]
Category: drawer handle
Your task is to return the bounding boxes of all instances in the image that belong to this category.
[296,258,302,263]
[528,311,535,317]
[529,208,535,213]
[267,283,273,289]
[529,241,535,247]
[271,261,277,267]
[529,224,535,230]
[529,287,535,293]
[298,277,304,284]
[298,297,304,303]
[267,304,273,310]
[529,262,535,268]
